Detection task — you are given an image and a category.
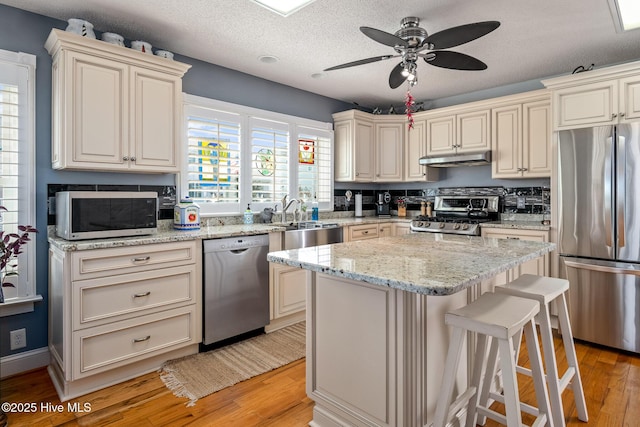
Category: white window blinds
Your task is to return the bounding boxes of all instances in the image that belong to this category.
[249,117,289,208]
[0,50,37,305]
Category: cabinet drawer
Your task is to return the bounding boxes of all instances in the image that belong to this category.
[73,265,197,329]
[71,241,197,280]
[73,305,197,379]
[349,224,379,241]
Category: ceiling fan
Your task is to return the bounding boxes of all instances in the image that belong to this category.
[324,17,500,89]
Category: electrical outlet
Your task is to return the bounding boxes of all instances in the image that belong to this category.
[10,328,26,350]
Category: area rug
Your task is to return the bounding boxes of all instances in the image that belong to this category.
[159,322,305,406]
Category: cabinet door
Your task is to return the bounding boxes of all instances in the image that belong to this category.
[355,120,375,181]
[481,228,549,278]
[426,115,455,155]
[334,120,354,181]
[620,76,640,121]
[405,120,439,182]
[65,51,129,170]
[491,104,522,178]
[523,100,551,177]
[348,224,379,241]
[553,81,617,129]
[271,263,306,319]
[457,109,490,152]
[393,223,411,236]
[378,223,393,238]
[375,122,403,182]
[130,67,180,172]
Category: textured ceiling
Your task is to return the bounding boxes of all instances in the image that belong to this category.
[2,0,640,109]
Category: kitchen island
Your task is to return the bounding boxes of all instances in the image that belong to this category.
[267,233,555,427]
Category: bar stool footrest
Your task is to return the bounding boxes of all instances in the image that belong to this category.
[488,391,541,417]
[559,366,576,392]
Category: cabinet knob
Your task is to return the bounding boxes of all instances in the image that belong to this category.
[356,172,359,176]
[620,112,626,117]
[123,156,129,161]
[130,157,136,162]
[612,113,618,119]
[522,167,528,171]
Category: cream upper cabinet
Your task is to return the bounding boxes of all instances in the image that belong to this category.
[45,29,191,173]
[426,108,490,156]
[374,119,404,182]
[333,110,375,182]
[543,61,640,129]
[405,119,439,182]
[491,94,551,178]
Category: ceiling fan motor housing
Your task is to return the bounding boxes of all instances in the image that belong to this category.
[395,17,428,48]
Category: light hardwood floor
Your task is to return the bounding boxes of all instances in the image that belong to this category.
[1,334,639,426]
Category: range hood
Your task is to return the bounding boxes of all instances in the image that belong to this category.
[419,150,491,167]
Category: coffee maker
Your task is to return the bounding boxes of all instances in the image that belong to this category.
[376,191,391,217]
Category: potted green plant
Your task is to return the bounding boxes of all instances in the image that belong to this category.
[0,206,37,303]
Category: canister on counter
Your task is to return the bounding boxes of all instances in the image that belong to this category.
[174,197,200,230]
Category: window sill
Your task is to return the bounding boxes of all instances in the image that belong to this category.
[0,295,43,317]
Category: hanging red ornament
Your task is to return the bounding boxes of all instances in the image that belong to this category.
[405,89,415,130]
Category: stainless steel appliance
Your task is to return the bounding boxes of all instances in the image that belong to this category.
[410,195,499,235]
[419,150,491,167]
[558,123,640,353]
[55,191,157,240]
[377,191,391,217]
[203,234,270,345]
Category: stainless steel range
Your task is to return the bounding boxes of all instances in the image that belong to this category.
[410,195,500,235]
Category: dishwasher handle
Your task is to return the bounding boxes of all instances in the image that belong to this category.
[230,248,249,254]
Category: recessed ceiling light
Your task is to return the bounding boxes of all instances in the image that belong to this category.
[258,55,279,64]
[609,0,640,31]
[311,72,326,79]
[251,0,316,17]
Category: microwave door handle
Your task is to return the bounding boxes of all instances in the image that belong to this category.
[604,136,613,247]
[617,135,626,248]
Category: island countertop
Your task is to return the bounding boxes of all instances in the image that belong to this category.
[267,233,555,296]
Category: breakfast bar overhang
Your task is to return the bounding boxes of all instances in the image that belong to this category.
[267,233,556,427]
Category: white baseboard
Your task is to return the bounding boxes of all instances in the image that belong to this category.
[0,347,50,379]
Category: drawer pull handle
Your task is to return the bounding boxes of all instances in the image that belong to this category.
[133,335,151,343]
[132,256,151,262]
[133,291,151,298]
[363,230,368,234]
[506,236,520,240]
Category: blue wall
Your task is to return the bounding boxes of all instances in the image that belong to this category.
[0,4,550,361]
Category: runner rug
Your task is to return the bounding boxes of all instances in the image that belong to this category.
[159,322,305,406]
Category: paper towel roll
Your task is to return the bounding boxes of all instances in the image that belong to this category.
[355,193,363,217]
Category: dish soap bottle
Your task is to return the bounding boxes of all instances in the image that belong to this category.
[311,194,319,221]
[244,204,253,224]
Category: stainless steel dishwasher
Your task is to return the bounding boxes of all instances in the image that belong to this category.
[203,234,270,345]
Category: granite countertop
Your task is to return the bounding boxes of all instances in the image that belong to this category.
[267,233,555,296]
[480,220,551,231]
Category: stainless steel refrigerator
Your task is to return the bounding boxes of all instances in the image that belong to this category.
[558,123,640,353]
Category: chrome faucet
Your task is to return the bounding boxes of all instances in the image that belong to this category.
[281,195,301,223]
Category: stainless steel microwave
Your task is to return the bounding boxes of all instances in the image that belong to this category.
[55,191,158,240]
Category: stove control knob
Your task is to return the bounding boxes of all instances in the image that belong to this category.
[415,221,424,228]
[462,224,469,230]
[439,223,446,229]
[453,223,461,230]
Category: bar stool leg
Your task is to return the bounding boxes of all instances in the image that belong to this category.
[433,327,466,427]
[477,336,500,426]
[523,317,554,427]
[537,302,566,427]
[557,293,588,422]
[465,334,490,427]
[498,335,524,427]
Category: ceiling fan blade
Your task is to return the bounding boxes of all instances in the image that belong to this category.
[425,51,488,70]
[360,26,409,48]
[389,62,407,89]
[324,55,396,71]
[425,21,500,49]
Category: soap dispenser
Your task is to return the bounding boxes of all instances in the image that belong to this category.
[244,204,253,224]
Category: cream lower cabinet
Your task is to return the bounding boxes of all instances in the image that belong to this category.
[394,222,411,235]
[379,222,393,238]
[346,223,380,241]
[480,227,549,293]
[45,29,190,172]
[48,240,201,401]
[491,93,551,178]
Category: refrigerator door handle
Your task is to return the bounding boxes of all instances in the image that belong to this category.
[563,257,640,276]
[616,135,626,248]
[604,136,614,247]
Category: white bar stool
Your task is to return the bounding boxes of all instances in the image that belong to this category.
[433,292,553,427]
[494,274,588,427]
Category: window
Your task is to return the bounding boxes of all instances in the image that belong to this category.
[0,49,38,312]
[182,94,334,216]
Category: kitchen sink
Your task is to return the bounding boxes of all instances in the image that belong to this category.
[282,221,343,250]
